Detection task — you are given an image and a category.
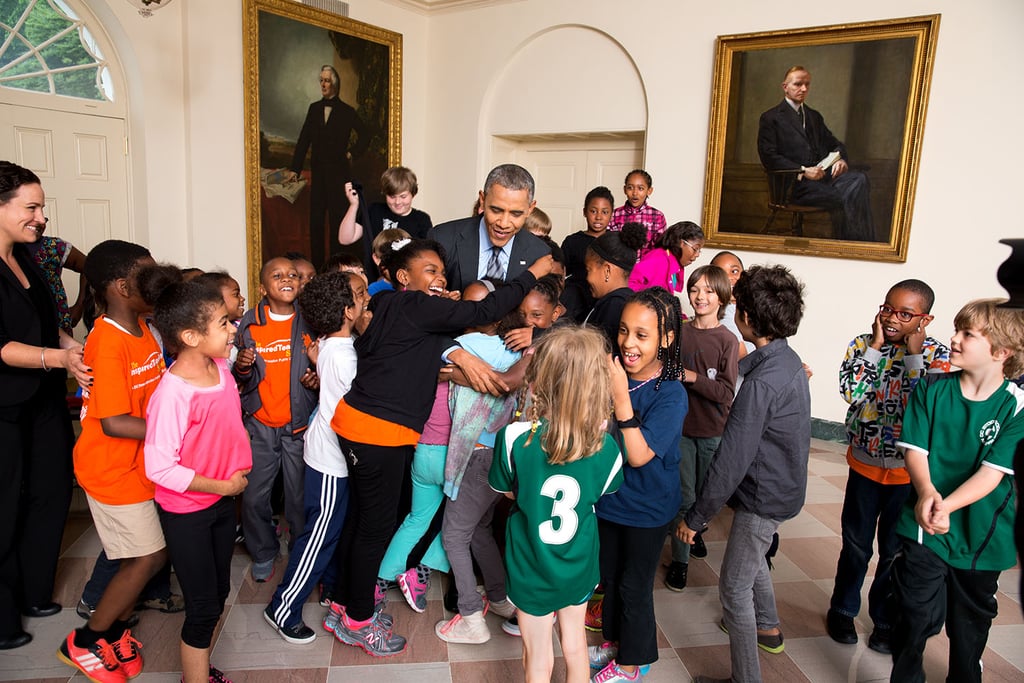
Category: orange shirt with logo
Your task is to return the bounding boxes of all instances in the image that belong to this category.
[73,317,165,505]
[249,311,294,427]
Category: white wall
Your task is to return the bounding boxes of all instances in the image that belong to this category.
[85,0,1023,423]
[421,0,1024,423]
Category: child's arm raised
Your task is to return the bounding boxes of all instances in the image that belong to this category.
[608,355,657,467]
[337,182,364,246]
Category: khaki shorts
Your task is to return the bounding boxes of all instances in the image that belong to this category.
[86,496,166,560]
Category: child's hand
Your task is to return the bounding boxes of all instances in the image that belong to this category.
[527,254,554,280]
[914,488,944,534]
[869,311,885,350]
[607,354,629,398]
[905,318,929,355]
[503,327,534,352]
[300,368,320,391]
[222,468,251,496]
[442,289,461,301]
[675,520,697,545]
[236,347,256,371]
[306,338,320,365]
[344,181,359,207]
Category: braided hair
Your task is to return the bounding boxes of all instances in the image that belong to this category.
[626,286,683,390]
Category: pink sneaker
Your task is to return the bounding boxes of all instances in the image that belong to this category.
[397,565,430,613]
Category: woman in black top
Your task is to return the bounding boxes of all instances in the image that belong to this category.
[0,161,91,649]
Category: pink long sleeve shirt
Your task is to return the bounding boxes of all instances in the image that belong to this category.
[145,358,252,514]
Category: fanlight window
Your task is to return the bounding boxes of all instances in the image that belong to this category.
[0,0,113,101]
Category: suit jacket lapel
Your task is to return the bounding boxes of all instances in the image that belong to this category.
[781,102,807,139]
[457,219,480,285]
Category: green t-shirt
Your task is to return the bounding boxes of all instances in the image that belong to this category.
[489,420,623,616]
[895,373,1023,571]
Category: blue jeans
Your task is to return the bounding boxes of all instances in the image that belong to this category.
[82,551,173,605]
[719,510,781,683]
[671,435,720,563]
[829,468,909,630]
[379,443,449,578]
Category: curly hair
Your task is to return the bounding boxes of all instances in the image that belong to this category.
[299,271,355,337]
[525,325,612,464]
[733,265,805,340]
[530,274,564,308]
[379,238,447,286]
[953,298,1024,378]
[0,160,40,204]
[136,264,185,308]
[152,280,225,356]
[625,287,683,389]
[686,265,732,321]
[83,239,153,311]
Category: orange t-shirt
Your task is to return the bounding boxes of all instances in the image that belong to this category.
[250,310,294,427]
[73,316,165,505]
[332,399,420,447]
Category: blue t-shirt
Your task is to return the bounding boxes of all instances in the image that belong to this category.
[597,377,687,527]
[454,331,521,448]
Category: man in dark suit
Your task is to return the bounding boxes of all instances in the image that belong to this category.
[757,66,874,242]
[285,65,371,270]
[430,164,550,292]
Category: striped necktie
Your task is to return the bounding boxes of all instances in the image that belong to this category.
[485,245,505,280]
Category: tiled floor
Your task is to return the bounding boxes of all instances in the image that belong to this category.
[7,438,1023,682]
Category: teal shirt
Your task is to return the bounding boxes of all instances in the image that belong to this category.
[895,373,1024,571]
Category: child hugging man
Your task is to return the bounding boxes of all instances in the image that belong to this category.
[890,299,1024,683]
[233,256,317,582]
[826,279,951,653]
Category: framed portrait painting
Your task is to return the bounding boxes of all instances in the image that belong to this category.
[701,15,939,262]
[243,0,401,291]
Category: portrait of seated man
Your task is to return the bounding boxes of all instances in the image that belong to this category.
[757,65,874,242]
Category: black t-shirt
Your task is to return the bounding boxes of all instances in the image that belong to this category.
[368,203,432,241]
[561,231,596,283]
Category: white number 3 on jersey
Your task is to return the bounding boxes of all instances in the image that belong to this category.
[538,474,581,544]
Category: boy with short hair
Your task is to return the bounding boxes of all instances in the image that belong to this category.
[890,298,1024,683]
[233,257,317,582]
[369,166,432,240]
[826,279,951,653]
[678,265,810,683]
[561,186,613,322]
[523,207,552,237]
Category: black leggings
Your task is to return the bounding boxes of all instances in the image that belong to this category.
[158,497,235,649]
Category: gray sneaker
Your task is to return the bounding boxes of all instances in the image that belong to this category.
[333,612,406,657]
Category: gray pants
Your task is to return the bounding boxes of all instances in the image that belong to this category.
[241,416,306,564]
[720,509,781,683]
[442,447,506,616]
[671,435,721,562]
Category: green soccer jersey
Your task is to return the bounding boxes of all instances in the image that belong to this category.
[895,373,1024,571]
[489,420,623,616]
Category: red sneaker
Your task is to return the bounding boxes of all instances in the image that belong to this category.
[57,630,127,683]
[111,630,143,678]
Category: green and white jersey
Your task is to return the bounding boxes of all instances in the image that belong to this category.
[489,420,623,616]
[895,373,1024,571]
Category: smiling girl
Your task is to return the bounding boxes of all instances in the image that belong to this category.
[327,238,552,657]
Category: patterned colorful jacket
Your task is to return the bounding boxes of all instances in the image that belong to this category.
[839,334,951,469]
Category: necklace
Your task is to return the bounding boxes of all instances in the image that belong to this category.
[628,374,659,392]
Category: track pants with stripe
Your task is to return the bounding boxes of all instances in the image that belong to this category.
[268,467,350,629]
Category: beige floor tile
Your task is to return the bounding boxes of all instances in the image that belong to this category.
[212,602,334,670]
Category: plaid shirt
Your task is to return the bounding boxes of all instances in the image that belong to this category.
[609,202,667,257]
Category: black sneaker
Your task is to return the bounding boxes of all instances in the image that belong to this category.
[76,599,139,628]
[664,561,688,591]
[691,532,708,559]
[263,605,316,645]
[867,628,891,654]
[826,609,858,645]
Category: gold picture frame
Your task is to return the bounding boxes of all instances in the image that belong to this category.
[243,0,402,294]
[701,15,939,262]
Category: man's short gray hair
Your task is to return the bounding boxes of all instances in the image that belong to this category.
[483,164,535,202]
[320,65,340,88]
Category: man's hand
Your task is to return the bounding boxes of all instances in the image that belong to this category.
[448,348,508,396]
[803,166,825,181]
[283,170,298,184]
[503,327,534,352]
[831,159,848,179]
